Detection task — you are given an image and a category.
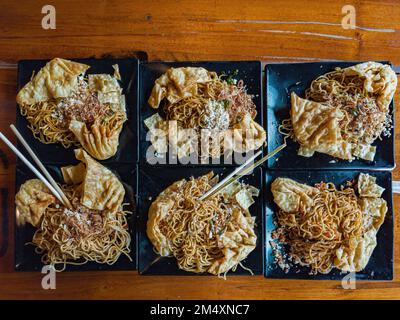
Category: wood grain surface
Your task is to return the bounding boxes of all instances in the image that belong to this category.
[0,0,399,300]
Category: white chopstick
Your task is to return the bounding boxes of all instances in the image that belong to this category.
[10,124,72,209]
[0,131,67,207]
[199,150,262,201]
[200,143,286,201]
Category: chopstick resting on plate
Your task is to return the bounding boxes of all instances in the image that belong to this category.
[200,143,286,201]
[0,126,72,209]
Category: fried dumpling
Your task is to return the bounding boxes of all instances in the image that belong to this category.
[144,113,169,154]
[15,179,56,227]
[231,113,267,153]
[208,210,256,275]
[343,61,397,112]
[148,67,212,108]
[271,177,319,213]
[61,162,86,185]
[358,173,385,198]
[69,119,123,160]
[88,74,125,107]
[144,113,208,159]
[335,230,377,273]
[61,148,125,212]
[208,187,258,275]
[334,189,387,272]
[17,58,89,106]
[291,92,353,160]
[147,180,183,256]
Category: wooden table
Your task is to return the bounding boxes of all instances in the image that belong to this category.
[0,0,399,300]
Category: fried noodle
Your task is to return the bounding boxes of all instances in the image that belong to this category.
[305,68,391,144]
[163,73,257,130]
[157,174,252,275]
[32,185,132,272]
[274,182,363,274]
[19,80,126,148]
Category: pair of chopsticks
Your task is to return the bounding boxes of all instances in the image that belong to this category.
[199,143,286,201]
[0,124,72,209]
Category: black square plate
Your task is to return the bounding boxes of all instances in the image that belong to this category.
[264,170,393,280]
[139,61,263,166]
[265,61,395,170]
[16,58,139,164]
[137,165,264,275]
[15,162,137,271]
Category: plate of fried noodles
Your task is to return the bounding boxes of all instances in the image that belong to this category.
[264,170,393,280]
[137,166,264,277]
[14,149,136,271]
[16,58,138,164]
[266,61,396,170]
[139,61,265,165]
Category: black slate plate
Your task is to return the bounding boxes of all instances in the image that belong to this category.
[265,61,395,170]
[264,170,393,280]
[139,61,263,166]
[137,165,264,275]
[15,162,137,271]
[16,58,139,164]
